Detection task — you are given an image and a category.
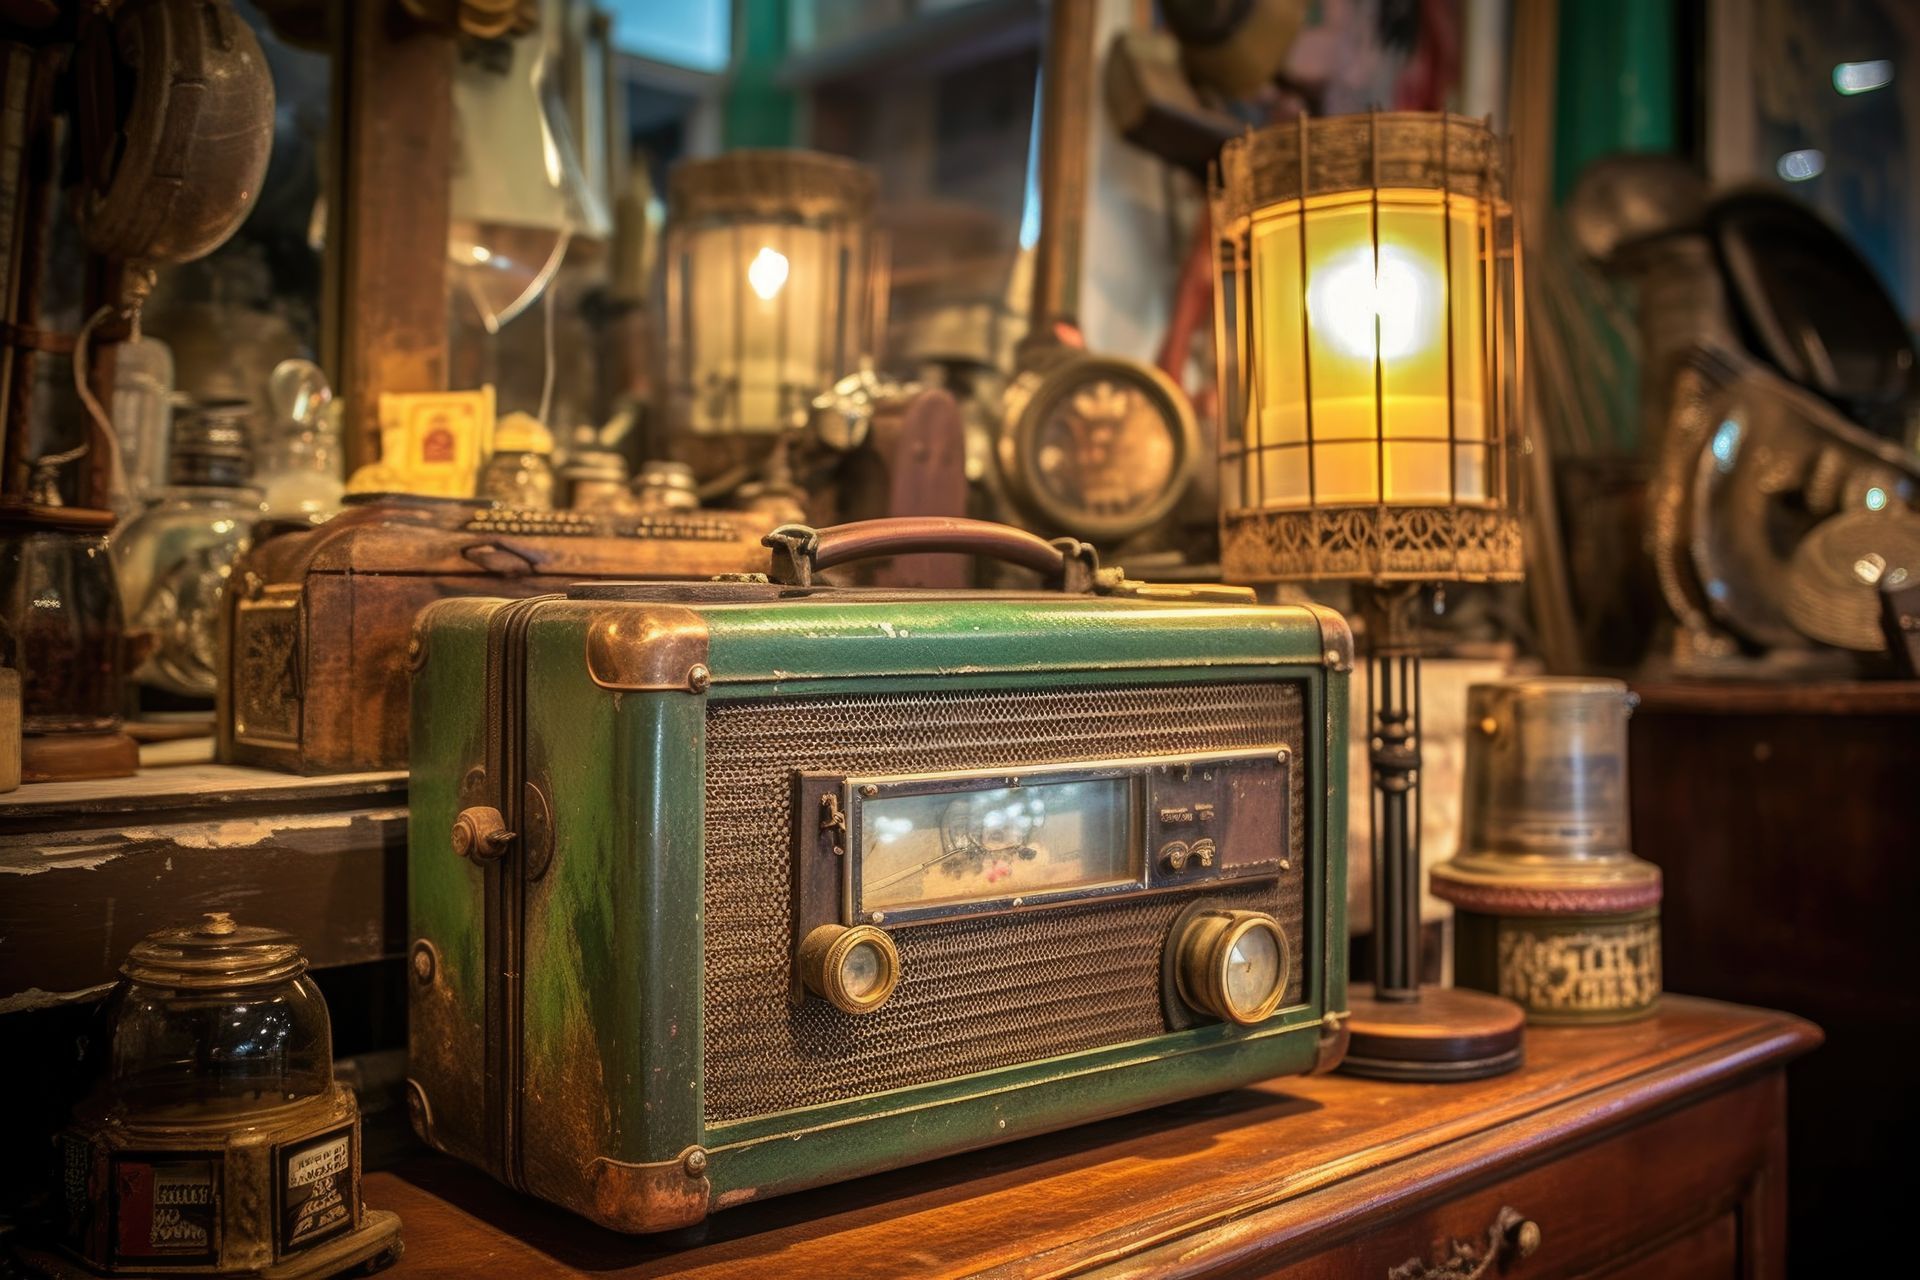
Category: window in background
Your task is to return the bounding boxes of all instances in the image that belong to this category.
[606,0,731,72]
[1710,0,1918,326]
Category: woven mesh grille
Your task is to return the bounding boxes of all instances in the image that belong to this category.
[702,681,1308,1123]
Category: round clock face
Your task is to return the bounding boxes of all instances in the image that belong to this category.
[1005,359,1196,542]
[1034,377,1179,524]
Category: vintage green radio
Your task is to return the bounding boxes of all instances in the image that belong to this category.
[405,517,1351,1231]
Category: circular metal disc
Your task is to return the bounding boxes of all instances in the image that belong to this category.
[1784,508,1920,651]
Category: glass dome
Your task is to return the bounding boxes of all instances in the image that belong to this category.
[102,913,333,1121]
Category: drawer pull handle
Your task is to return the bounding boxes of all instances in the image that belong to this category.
[1389,1206,1541,1280]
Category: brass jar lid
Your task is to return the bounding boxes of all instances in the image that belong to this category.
[122,912,308,989]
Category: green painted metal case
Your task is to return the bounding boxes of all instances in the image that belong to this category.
[406,575,1351,1232]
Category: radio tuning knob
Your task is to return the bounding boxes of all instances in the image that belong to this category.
[1173,910,1290,1026]
[798,924,901,1015]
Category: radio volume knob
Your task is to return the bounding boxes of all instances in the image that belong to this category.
[1173,910,1290,1027]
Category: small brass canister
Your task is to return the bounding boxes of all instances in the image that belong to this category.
[1431,678,1662,1024]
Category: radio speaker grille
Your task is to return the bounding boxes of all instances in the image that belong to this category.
[702,681,1308,1123]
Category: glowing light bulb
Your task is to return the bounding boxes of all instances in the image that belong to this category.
[1307,243,1440,363]
[747,246,790,300]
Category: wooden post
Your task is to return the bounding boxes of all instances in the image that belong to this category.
[1029,0,1095,336]
[323,0,455,471]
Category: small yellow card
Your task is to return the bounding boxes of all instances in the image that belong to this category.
[370,386,497,497]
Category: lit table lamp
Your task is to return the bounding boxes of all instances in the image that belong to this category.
[1211,112,1528,1079]
[664,150,883,451]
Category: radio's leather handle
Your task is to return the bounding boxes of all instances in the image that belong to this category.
[764,518,1102,591]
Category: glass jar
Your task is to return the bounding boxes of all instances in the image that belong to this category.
[101,912,333,1121]
[37,911,401,1277]
[0,501,126,736]
[480,414,557,509]
[633,459,700,511]
[114,400,265,698]
[557,432,636,513]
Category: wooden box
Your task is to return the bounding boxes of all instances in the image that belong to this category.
[215,495,768,774]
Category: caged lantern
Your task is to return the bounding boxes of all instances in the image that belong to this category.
[1210,111,1524,584]
[664,149,885,441]
[1211,112,1531,1082]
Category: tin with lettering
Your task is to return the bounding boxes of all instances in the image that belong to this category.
[22,914,401,1277]
[1432,677,1663,1024]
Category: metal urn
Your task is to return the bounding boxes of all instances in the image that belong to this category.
[1431,678,1662,1023]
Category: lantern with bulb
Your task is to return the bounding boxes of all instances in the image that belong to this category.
[664,150,883,450]
[1211,112,1528,1080]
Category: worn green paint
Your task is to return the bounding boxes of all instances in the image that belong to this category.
[407,599,502,1168]
[519,617,706,1171]
[410,592,1350,1227]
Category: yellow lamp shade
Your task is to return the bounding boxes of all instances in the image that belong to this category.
[1212,113,1523,583]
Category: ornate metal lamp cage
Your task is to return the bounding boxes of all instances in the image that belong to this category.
[665,149,886,438]
[1210,112,1525,585]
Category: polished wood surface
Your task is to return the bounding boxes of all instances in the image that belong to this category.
[366,997,1816,1279]
[1629,681,1918,1275]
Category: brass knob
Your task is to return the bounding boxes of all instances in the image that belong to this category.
[1509,1216,1542,1259]
[798,924,900,1014]
[1174,909,1290,1026]
[452,806,514,862]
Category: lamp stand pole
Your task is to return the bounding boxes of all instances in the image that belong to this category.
[1340,584,1526,1081]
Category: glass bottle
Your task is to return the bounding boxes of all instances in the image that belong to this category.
[0,501,129,743]
[114,400,265,699]
[256,359,344,525]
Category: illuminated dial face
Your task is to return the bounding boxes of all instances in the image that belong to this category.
[858,778,1137,913]
[1031,376,1181,525]
[1224,924,1283,1019]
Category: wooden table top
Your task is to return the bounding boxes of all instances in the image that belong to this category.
[365,996,1818,1280]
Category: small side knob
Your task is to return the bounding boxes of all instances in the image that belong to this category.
[452,806,514,862]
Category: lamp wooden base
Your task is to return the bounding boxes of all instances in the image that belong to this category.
[1341,983,1526,1082]
[20,730,139,783]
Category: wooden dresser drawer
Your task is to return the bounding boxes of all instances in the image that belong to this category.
[1264,1073,1785,1280]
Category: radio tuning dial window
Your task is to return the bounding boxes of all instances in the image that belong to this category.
[795,747,1291,932]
